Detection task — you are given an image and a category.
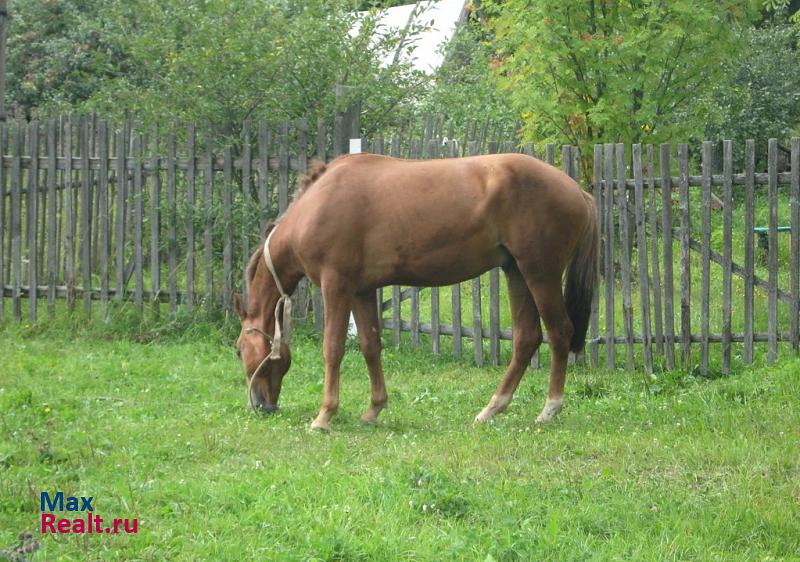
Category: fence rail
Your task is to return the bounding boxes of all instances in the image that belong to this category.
[1,114,798,374]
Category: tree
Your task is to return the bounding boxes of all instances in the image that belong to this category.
[6,0,429,139]
[704,19,800,165]
[481,0,758,151]
[422,12,514,131]
[5,0,129,119]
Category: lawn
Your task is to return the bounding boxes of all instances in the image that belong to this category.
[0,317,798,561]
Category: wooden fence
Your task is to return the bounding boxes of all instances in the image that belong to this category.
[1,114,798,374]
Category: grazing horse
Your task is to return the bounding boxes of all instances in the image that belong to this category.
[234,152,598,431]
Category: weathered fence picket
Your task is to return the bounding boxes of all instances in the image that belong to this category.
[701,141,712,376]
[659,143,676,369]
[633,144,653,373]
[768,139,779,363]
[679,144,691,367]
[616,143,635,371]
[792,137,800,352]
[603,143,616,368]
[722,140,733,374]
[744,140,755,363]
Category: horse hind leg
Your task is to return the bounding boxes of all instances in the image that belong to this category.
[475,263,543,423]
[352,292,388,423]
[525,275,574,424]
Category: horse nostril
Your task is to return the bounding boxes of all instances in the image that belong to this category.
[236,349,242,359]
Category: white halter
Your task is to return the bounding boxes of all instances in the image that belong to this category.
[245,226,293,413]
[263,226,292,359]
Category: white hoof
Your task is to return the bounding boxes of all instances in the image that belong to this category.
[474,394,510,424]
[535,398,563,424]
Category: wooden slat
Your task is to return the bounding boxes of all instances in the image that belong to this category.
[295,118,310,322]
[411,286,420,347]
[589,144,602,367]
[722,140,733,373]
[167,128,177,315]
[316,116,327,162]
[185,125,197,312]
[204,133,214,302]
[472,275,484,367]
[278,121,289,213]
[489,268,500,365]
[149,130,161,315]
[616,144,635,370]
[562,145,575,364]
[258,121,270,232]
[0,124,5,321]
[743,140,755,363]
[133,134,144,313]
[98,121,109,317]
[222,145,233,313]
[11,123,21,320]
[448,138,462,359]
[646,145,663,356]
[603,143,615,368]
[390,133,401,345]
[678,144,692,367]
[700,141,712,375]
[633,144,652,373]
[81,119,92,316]
[431,284,440,354]
[451,282,462,359]
[424,112,442,361]
[767,138,778,362]
[240,121,252,309]
[791,137,799,352]
[114,127,125,303]
[311,120,326,330]
[28,122,39,321]
[660,144,676,368]
[392,284,401,346]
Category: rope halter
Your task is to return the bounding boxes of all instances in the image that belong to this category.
[263,226,292,360]
[244,226,292,413]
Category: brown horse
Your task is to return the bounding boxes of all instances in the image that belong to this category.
[234,152,598,431]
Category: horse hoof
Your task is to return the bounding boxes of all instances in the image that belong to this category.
[535,399,563,424]
[474,409,494,424]
[309,420,331,432]
[360,412,379,424]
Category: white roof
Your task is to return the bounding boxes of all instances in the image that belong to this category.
[356,0,468,74]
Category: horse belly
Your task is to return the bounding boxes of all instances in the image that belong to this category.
[370,230,509,288]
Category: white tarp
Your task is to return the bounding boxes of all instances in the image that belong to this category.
[356,0,468,74]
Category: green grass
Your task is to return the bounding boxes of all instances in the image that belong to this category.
[1,317,798,561]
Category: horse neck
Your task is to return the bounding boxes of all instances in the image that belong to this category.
[250,229,303,324]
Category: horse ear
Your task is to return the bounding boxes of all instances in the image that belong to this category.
[233,293,246,321]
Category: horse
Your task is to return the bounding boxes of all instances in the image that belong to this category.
[234,152,598,431]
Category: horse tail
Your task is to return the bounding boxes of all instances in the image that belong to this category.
[564,192,599,353]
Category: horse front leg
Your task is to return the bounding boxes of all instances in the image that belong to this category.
[352,292,388,423]
[310,280,352,431]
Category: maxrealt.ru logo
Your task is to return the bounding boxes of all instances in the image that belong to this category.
[40,492,138,535]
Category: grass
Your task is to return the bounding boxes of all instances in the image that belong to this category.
[1,315,798,561]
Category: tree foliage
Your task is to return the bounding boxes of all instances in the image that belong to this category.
[6,0,428,138]
[705,19,800,164]
[482,0,758,149]
[421,13,514,131]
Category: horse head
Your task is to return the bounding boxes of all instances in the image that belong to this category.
[234,293,292,413]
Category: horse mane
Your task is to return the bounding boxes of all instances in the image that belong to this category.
[293,159,327,203]
[246,159,328,286]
